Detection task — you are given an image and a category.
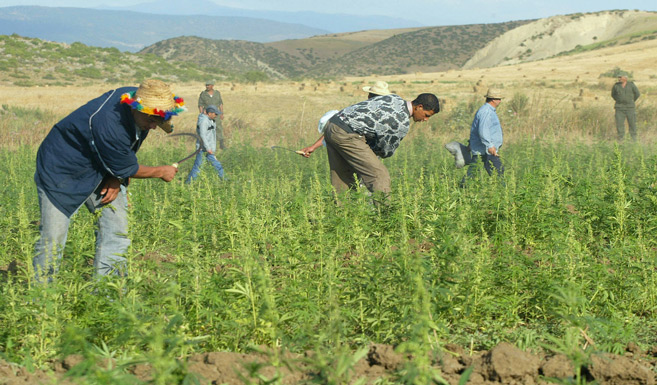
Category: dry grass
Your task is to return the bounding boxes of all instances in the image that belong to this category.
[1,36,656,151]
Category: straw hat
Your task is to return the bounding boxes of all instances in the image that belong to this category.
[362,81,391,96]
[121,79,186,133]
[485,88,504,99]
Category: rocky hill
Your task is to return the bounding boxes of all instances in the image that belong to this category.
[307,21,530,77]
[2,10,657,86]
[139,37,309,79]
[140,20,531,79]
[464,10,657,69]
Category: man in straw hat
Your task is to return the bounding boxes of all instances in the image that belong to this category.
[298,80,392,157]
[462,88,505,184]
[33,79,186,283]
[323,92,440,205]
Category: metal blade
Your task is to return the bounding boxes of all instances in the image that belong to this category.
[169,132,205,167]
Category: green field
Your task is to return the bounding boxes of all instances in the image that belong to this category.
[2,104,657,383]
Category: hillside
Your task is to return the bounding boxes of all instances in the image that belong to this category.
[141,20,530,79]
[0,35,224,86]
[308,21,530,77]
[0,6,327,52]
[265,28,424,67]
[464,10,657,69]
[140,36,308,79]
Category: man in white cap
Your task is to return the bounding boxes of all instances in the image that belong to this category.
[33,79,186,282]
[463,88,505,182]
[298,80,392,157]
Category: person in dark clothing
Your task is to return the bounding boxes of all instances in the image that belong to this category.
[33,79,186,283]
[611,75,641,141]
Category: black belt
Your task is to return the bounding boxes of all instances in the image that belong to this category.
[328,115,357,134]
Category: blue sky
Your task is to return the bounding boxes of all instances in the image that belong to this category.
[1,0,655,26]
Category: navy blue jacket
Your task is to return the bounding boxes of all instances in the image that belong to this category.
[35,87,148,217]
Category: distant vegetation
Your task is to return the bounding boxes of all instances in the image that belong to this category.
[308,21,530,77]
[555,29,657,58]
[139,20,531,80]
[0,34,227,86]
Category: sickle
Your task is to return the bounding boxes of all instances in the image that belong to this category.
[168,132,206,168]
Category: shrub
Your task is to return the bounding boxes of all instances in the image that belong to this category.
[599,66,633,79]
[508,92,530,116]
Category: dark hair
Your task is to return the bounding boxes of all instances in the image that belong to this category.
[412,93,440,113]
[486,97,501,103]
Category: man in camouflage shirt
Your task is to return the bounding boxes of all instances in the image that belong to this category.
[198,80,226,149]
[324,93,439,202]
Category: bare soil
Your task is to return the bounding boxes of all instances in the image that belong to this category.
[1,342,655,384]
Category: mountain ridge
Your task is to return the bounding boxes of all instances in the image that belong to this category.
[0,6,328,52]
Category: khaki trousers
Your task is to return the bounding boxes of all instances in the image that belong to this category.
[324,122,391,195]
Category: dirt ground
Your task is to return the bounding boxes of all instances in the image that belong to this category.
[1,342,655,384]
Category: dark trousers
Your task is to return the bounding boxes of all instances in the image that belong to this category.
[461,154,504,186]
[615,108,637,140]
[468,154,504,177]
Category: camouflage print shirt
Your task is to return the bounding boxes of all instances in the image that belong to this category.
[335,94,410,158]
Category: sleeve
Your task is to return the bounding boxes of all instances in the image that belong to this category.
[91,118,140,179]
[611,85,617,100]
[198,92,204,109]
[633,83,640,101]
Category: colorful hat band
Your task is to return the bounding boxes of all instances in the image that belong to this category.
[120,91,185,121]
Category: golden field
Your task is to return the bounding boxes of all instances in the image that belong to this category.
[1,36,656,151]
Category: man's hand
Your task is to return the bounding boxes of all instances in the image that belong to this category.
[299,146,314,158]
[100,176,121,205]
[488,147,498,157]
[160,165,178,182]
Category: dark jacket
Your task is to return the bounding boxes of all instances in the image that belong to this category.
[611,81,640,109]
[35,87,147,217]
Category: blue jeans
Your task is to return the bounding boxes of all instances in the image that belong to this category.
[185,151,225,183]
[33,184,131,283]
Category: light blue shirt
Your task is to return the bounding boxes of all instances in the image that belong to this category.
[469,103,503,156]
[196,113,217,153]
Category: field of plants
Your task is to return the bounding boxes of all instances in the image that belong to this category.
[1,71,657,383]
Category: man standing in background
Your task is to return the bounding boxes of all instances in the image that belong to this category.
[463,88,505,183]
[611,74,640,141]
[198,80,226,149]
